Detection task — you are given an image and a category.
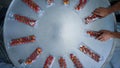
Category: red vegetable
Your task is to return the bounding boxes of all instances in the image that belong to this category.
[14,14,36,27]
[10,35,35,46]
[22,0,40,13]
[70,54,83,68]
[58,57,67,68]
[44,55,54,68]
[25,48,42,64]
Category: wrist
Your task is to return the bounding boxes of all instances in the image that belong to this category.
[107,7,114,14]
[110,32,117,38]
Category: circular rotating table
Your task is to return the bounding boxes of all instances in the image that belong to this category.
[4,0,116,68]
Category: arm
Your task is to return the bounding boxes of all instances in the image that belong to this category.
[109,1,120,13]
[93,1,120,18]
[111,32,120,39]
[96,30,120,41]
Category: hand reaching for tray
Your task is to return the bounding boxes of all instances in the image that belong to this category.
[93,1,120,18]
[93,7,112,18]
[87,30,116,41]
[96,30,114,41]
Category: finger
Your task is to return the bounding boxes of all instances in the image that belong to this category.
[100,38,105,41]
[93,9,100,14]
[98,31,103,34]
[94,7,103,12]
[95,33,102,39]
[93,12,103,18]
[103,37,110,41]
[97,35,103,40]
[93,12,101,16]
[94,7,102,11]
[94,9,100,12]
[97,35,105,41]
[99,30,106,33]
[92,11,100,15]
[97,7,104,10]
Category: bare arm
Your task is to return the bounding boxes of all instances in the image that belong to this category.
[111,32,120,39]
[93,1,120,18]
[97,30,120,41]
[109,1,120,13]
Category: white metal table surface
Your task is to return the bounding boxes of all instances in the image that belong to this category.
[3,0,116,68]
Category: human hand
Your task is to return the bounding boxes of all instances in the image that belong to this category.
[93,7,112,18]
[96,30,113,41]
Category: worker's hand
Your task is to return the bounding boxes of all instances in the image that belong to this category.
[93,7,112,18]
[96,30,113,41]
